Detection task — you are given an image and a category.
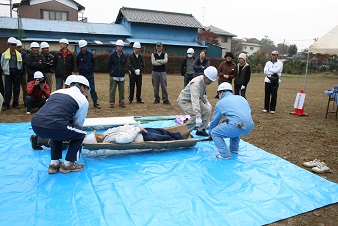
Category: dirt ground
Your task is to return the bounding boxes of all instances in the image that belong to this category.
[1,73,337,225]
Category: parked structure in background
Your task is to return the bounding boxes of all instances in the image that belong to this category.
[205,25,236,57]
[0,1,234,58]
[241,42,261,56]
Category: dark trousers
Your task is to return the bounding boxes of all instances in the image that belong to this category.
[264,82,279,111]
[184,73,194,87]
[55,77,64,90]
[4,69,21,107]
[83,73,98,105]
[0,73,4,97]
[129,75,142,102]
[234,84,247,99]
[25,96,46,112]
[32,124,86,162]
[20,74,27,105]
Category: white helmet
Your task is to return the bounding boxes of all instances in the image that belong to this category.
[133,42,141,48]
[8,37,17,44]
[204,66,217,82]
[34,71,44,79]
[30,42,39,48]
[217,82,233,92]
[70,75,90,91]
[79,40,87,48]
[116,39,124,46]
[65,75,77,86]
[187,48,194,54]
[16,40,22,46]
[40,42,49,49]
[83,131,98,143]
[59,38,69,45]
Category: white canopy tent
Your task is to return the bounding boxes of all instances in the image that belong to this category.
[308,25,338,55]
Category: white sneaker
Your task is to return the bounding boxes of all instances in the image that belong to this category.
[303,159,321,168]
[262,109,268,113]
[216,154,231,160]
[26,111,31,115]
[311,162,330,173]
[270,111,275,114]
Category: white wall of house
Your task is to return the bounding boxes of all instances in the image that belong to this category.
[241,43,261,56]
[217,35,232,57]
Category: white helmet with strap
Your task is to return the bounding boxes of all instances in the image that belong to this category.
[70,75,90,92]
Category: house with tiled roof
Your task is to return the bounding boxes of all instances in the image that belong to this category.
[0,2,223,57]
[205,25,236,57]
[115,7,207,56]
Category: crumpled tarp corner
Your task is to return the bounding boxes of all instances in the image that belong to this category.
[0,119,337,225]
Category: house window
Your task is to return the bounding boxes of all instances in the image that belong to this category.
[222,36,228,43]
[42,10,68,21]
[250,47,254,50]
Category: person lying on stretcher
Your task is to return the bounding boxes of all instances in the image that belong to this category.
[30,125,183,150]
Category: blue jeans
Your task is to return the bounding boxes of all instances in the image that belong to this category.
[55,77,64,90]
[25,96,46,112]
[83,73,98,105]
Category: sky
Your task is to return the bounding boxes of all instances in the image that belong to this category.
[1,0,338,50]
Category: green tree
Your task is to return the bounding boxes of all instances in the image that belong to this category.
[288,44,298,56]
[231,38,244,56]
[276,43,288,56]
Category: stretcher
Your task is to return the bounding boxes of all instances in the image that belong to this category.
[83,124,208,151]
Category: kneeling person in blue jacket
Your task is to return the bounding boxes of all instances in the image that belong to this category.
[209,82,254,159]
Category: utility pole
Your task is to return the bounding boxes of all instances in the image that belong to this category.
[0,0,13,17]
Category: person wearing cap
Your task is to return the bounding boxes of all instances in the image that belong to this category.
[31,75,90,174]
[263,50,283,114]
[26,42,45,82]
[76,40,100,109]
[25,71,50,114]
[193,50,210,78]
[107,39,127,108]
[40,42,54,90]
[151,42,170,104]
[54,38,74,90]
[1,37,23,110]
[177,66,218,136]
[181,48,196,87]
[217,52,237,85]
[16,40,28,106]
[234,53,251,98]
[209,82,254,160]
[127,42,145,104]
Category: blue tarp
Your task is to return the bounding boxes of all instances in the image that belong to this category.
[0,120,337,225]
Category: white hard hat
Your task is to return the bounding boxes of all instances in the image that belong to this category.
[116,39,124,46]
[133,42,141,48]
[217,82,233,92]
[30,42,40,48]
[34,71,44,79]
[71,75,90,91]
[7,37,17,44]
[16,40,22,46]
[40,42,49,49]
[204,66,217,82]
[65,75,77,86]
[187,48,194,54]
[79,39,87,48]
[59,38,69,45]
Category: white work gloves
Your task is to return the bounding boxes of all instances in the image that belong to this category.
[241,85,246,90]
[135,69,140,75]
[196,117,202,126]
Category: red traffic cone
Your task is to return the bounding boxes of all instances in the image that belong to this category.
[290,89,308,116]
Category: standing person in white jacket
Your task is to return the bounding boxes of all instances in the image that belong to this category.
[263,50,283,114]
[177,66,217,136]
